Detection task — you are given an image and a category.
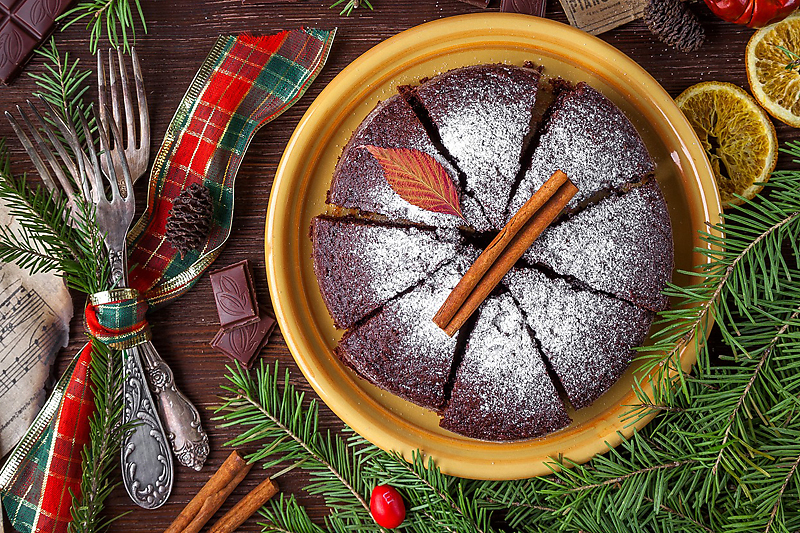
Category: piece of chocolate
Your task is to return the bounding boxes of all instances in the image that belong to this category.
[211,312,276,369]
[209,260,260,329]
[457,0,491,7]
[500,0,546,17]
[0,0,73,84]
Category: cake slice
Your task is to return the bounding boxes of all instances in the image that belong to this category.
[524,180,674,312]
[327,93,489,230]
[440,293,571,441]
[505,268,653,409]
[335,251,475,411]
[310,215,461,329]
[411,64,541,230]
[507,82,655,219]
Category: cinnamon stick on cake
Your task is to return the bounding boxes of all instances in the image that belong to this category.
[434,170,577,336]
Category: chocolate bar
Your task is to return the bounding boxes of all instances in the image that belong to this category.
[457,0,491,7]
[211,312,276,369]
[209,260,260,329]
[0,0,73,84]
[500,0,546,17]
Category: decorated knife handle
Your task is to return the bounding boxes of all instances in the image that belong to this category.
[138,341,209,471]
[121,346,174,509]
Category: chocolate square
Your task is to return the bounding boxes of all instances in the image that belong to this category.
[209,260,260,329]
[211,312,276,368]
[500,0,546,17]
[457,0,491,7]
[0,0,73,84]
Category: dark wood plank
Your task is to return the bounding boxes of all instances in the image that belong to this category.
[0,1,792,530]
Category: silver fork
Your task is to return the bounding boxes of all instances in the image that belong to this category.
[98,48,149,185]
[98,48,209,472]
[6,101,87,222]
[7,99,174,509]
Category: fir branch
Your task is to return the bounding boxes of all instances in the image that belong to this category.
[481,496,557,513]
[641,497,714,533]
[0,180,108,294]
[0,145,108,294]
[633,205,800,420]
[365,450,494,533]
[29,38,95,146]
[59,0,147,53]
[214,362,383,532]
[68,340,132,533]
[258,494,327,533]
[766,452,800,533]
[330,0,374,16]
[712,306,800,476]
[561,459,698,493]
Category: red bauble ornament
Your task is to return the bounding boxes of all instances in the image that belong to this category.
[370,485,406,529]
[703,0,800,28]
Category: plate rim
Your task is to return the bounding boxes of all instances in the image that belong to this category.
[265,12,722,480]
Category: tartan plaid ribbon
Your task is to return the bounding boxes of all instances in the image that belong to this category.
[0,28,336,533]
[85,289,151,349]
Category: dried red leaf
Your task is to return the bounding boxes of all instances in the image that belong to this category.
[364,145,465,220]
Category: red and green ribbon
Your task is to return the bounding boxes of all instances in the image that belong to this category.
[0,28,335,533]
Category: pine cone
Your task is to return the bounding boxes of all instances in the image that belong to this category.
[644,0,705,53]
[165,183,213,259]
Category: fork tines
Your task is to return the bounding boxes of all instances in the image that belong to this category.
[97,48,149,185]
[6,96,134,226]
[6,98,88,215]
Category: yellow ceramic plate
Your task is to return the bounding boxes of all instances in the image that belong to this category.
[265,13,721,480]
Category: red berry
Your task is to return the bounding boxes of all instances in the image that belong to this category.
[370,484,405,529]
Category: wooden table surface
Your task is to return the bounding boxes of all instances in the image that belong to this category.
[0,0,795,531]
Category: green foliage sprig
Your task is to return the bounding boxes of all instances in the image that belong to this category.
[330,0,374,17]
[215,362,383,532]
[0,152,107,294]
[29,38,96,146]
[60,0,147,53]
[215,362,494,533]
[0,42,124,533]
[68,339,132,533]
[217,145,800,532]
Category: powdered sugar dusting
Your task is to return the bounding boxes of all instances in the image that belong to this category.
[504,268,653,409]
[440,293,570,440]
[312,217,460,329]
[336,251,477,410]
[329,94,490,230]
[524,181,674,311]
[508,83,655,218]
[416,66,539,229]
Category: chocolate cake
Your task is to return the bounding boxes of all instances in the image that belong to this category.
[327,93,489,230]
[335,252,476,411]
[504,268,654,409]
[439,293,571,440]
[311,65,675,442]
[411,64,541,229]
[507,82,655,219]
[310,215,461,329]
[524,180,674,311]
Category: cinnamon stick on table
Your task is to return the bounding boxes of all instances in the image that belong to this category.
[207,478,280,533]
[164,450,253,533]
[433,170,577,336]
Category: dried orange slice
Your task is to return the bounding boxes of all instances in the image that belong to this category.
[746,12,800,128]
[675,81,777,206]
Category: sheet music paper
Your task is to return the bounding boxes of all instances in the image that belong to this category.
[0,198,72,457]
[558,0,647,35]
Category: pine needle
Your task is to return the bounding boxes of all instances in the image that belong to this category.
[59,0,147,53]
[329,0,374,17]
